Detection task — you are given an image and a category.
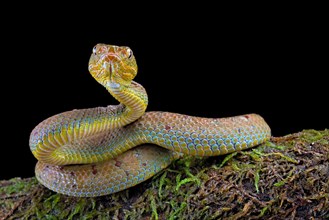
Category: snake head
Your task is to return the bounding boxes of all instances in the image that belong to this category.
[88,44,137,87]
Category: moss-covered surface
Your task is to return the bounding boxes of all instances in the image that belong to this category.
[1,129,328,219]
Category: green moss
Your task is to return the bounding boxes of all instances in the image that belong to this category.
[300,129,328,143]
[0,177,38,196]
[254,168,260,193]
[258,205,269,217]
[169,202,187,220]
[265,141,287,150]
[158,171,167,198]
[273,180,285,187]
[1,129,328,219]
[150,194,158,220]
[218,152,238,168]
[44,194,61,209]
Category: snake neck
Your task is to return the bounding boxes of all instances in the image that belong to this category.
[105,80,148,128]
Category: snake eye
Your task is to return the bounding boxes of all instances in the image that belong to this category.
[93,46,97,55]
[127,48,133,59]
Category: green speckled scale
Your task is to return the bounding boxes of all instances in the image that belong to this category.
[30,44,271,197]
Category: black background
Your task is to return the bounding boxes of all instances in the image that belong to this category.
[1,11,327,180]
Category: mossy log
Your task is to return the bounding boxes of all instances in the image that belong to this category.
[1,129,328,219]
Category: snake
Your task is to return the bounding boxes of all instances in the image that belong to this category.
[29,44,271,197]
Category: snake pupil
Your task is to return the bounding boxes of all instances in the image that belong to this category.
[127,49,133,59]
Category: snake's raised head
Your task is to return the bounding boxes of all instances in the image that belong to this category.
[88,44,137,88]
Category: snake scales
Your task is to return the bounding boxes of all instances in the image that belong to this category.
[29,44,271,197]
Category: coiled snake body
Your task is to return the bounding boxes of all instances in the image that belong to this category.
[30,44,271,197]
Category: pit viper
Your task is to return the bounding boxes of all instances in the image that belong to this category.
[29,44,271,197]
